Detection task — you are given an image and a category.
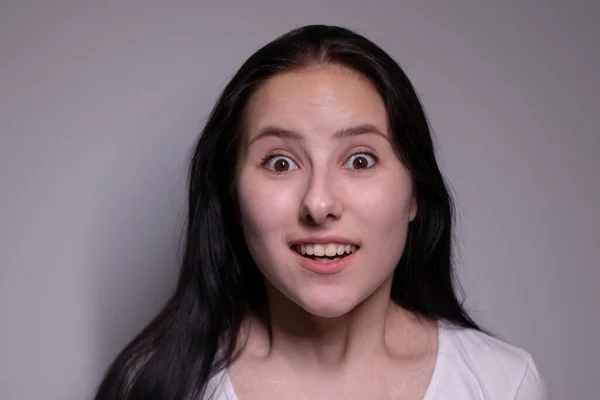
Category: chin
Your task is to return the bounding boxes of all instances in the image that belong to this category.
[303,306,353,319]
[293,289,363,319]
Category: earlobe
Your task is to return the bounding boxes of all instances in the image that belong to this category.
[409,197,418,221]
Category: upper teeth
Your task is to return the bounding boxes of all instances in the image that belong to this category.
[297,243,357,257]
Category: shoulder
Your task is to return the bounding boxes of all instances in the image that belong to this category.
[440,323,531,374]
[432,322,550,399]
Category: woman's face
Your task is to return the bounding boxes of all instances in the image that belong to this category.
[236,65,417,318]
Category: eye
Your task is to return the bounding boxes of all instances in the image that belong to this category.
[344,152,377,170]
[262,154,299,173]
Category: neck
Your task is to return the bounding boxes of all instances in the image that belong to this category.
[255,278,425,370]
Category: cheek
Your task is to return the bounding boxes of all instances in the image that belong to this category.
[348,174,414,250]
[236,174,303,285]
[351,175,414,222]
[236,172,300,248]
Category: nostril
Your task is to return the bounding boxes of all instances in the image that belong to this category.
[301,212,317,226]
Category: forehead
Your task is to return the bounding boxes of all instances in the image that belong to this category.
[243,65,389,139]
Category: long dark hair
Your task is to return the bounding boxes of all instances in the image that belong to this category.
[94,24,480,400]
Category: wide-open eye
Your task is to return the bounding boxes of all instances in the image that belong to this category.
[263,154,299,173]
[344,152,377,170]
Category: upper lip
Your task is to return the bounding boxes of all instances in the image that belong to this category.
[289,236,360,246]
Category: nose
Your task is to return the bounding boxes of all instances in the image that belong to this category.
[300,170,342,225]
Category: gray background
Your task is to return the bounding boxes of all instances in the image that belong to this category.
[1,1,598,399]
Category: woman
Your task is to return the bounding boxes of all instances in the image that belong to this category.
[95,25,550,399]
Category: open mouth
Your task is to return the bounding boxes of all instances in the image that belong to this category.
[292,243,359,264]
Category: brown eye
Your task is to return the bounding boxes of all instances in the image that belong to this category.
[274,159,289,171]
[264,155,298,172]
[345,153,376,170]
[352,156,368,169]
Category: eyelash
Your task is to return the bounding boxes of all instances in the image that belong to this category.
[260,151,379,172]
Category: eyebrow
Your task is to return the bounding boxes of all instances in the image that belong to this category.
[248,123,389,146]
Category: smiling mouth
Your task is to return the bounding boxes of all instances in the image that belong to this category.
[292,243,359,263]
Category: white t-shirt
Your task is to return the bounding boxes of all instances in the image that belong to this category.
[205,322,550,399]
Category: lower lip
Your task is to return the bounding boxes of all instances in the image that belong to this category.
[292,248,358,275]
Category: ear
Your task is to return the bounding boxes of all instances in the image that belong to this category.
[409,196,418,222]
[231,182,245,227]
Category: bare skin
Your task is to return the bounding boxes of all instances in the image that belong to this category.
[229,299,438,400]
[232,65,438,399]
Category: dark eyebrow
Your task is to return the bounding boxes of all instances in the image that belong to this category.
[249,126,303,146]
[333,124,388,141]
[249,123,388,146]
